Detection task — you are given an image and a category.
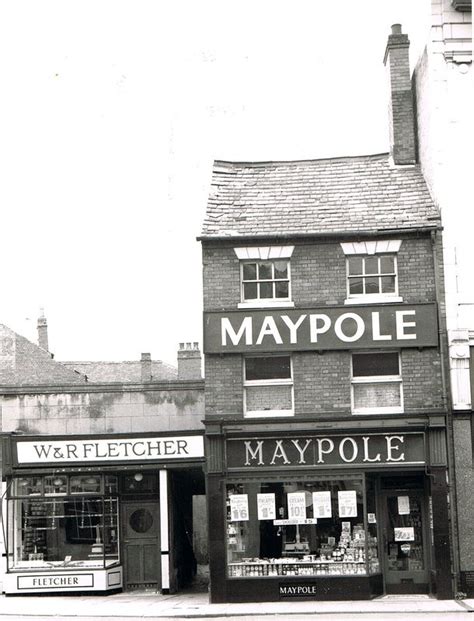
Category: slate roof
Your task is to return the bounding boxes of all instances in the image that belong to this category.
[61,361,178,383]
[200,153,441,239]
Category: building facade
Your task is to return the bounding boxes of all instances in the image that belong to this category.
[0,321,206,595]
[199,27,454,603]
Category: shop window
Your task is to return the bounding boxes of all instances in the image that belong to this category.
[7,474,119,571]
[351,352,403,414]
[234,246,294,308]
[340,240,402,304]
[226,476,380,578]
[244,355,293,418]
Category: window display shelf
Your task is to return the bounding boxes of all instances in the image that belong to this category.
[228,559,379,578]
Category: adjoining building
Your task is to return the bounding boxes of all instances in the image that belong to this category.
[0,318,206,595]
[199,25,454,602]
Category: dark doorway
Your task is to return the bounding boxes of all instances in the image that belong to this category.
[122,501,160,590]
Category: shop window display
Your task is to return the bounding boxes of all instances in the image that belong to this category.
[7,474,119,571]
[226,476,380,578]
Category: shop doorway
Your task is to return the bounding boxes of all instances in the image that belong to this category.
[122,501,160,590]
[380,485,429,594]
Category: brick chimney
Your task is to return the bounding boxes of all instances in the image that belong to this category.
[140,352,152,382]
[383,24,417,165]
[178,342,202,380]
[37,310,49,352]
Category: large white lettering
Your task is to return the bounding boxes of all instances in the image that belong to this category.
[339,437,358,463]
[256,316,283,345]
[291,439,312,464]
[396,310,417,340]
[334,313,365,342]
[386,435,405,462]
[245,441,264,465]
[221,317,252,346]
[309,314,331,342]
[270,440,290,465]
[372,312,392,341]
[281,314,306,344]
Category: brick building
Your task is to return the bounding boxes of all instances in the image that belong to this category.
[0,318,206,595]
[199,26,454,602]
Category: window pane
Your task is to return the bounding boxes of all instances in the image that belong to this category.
[243,263,257,281]
[246,384,292,411]
[258,262,272,280]
[349,278,364,295]
[243,282,258,300]
[381,276,396,293]
[380,256,395,274]
[364,257,378,275]
[245,356,291,381]
[353,353,399,377]
[259,282,273,298]
[348,257,363,275]
[274,261,288,279]
[275,281,289,298]
[364,276,380,294]
[353,382,401,409]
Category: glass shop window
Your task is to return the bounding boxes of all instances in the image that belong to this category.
[7,474,119,571]
[225,477,380,578]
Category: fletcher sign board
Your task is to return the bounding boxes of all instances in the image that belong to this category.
[203,303,438,353]
[15,435,205,465]
[227,433,425,469]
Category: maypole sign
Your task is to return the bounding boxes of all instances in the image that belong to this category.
[203,303,438,353]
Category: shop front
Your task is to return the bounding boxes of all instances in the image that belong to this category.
[206,426,451,602]
[1,432,205,595]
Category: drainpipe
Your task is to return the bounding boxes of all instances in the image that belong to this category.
[432,229,460,596]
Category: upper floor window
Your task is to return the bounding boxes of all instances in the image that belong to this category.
[234,246,294,308]
[341,240,402,304]
[351,351,403,415]
[244,355,294,418]
[241,260,290,302]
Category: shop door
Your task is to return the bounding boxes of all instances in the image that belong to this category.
[122,501,160,590]
[381,491,429,594]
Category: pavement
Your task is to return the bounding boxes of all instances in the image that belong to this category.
[0,590,474,618]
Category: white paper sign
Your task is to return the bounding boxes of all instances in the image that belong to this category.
[338,490,358,517]
[257,493,276,520]
[394,527,415,541]
[398,496,410,515]
[287,492,307,520]
[229,494,249,521]
[368,513,377,524]
[313,491,332,518]
[274,518,318,526]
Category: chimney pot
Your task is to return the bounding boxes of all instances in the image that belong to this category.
[177,342,202,380]
[391,23,402,35]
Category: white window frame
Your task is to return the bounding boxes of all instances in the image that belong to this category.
[243,355,294,418]
[340,240,403,305]
[234,246,295,309]
[351,351,403,415]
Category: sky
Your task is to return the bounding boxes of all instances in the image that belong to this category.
[0,0,443,366]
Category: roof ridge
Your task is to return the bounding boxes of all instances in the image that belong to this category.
[213,152,391,167]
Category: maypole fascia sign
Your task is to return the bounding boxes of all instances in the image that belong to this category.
[203,303,438,353]
[15,435,204,465]
[226,433,425,469]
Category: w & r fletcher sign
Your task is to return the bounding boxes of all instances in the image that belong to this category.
[203,303,438,353]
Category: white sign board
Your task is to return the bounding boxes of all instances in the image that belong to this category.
[287,492,307,520]
[229,495,249,522]
[16,435,204,464]
[338,490,358,518]
[257,493,276,520]
[394,527,415,542]
[313,491,332,518]
[398,496,410,515]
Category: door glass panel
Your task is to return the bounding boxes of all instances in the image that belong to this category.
[129,508,154,534]
[386,495,424,572]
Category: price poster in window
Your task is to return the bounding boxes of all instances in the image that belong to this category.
[257,493,276,520]
[398,496,410,515]
[394,527,415,541]
[287,492,307,520]
[229,494,249,522]
[338,490,358,517]
[313,491,332,518]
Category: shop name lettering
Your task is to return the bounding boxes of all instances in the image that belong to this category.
[31,439,190,461]
[280,585,317,596]
[243,436,407,466]
[221,310,417,346]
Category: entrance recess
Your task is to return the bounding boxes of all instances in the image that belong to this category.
[122,501,160,590]
[381,489,429,594]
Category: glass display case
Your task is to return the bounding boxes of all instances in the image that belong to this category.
[226,475,381,579]
[7,474,119,571]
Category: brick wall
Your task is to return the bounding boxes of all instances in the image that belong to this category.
[203,235,445,420]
